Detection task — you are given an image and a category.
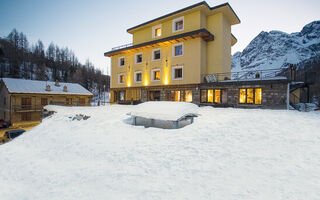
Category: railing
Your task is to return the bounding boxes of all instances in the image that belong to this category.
[111,43,133,51]
[203,68,290,83]
[49,101,90,106]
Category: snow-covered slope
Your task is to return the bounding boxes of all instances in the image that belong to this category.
[232,20,320,71]
[0,105,320,199]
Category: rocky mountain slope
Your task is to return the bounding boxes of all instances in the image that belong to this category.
[232,21,320,72]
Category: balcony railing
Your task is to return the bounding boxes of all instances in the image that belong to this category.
[111,43,133,51]
[202,68,290,83]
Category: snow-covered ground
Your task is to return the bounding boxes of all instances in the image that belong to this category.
[0,104,320,200]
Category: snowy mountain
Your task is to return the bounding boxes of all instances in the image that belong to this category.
[232,20,320,72]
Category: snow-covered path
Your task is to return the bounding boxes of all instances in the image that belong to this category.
[0,105,320,200]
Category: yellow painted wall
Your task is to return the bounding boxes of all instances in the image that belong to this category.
[132,11,201,45]
[111,38,203,89]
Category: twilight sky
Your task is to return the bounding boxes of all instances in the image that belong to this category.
[0,0,319,74]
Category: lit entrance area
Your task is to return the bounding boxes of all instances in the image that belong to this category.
[166,90,193,102]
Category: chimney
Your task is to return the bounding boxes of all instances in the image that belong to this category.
[45,85,51,91]
[55,80,60,86]
[63,85,68,92]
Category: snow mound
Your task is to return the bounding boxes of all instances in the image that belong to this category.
[128,101,199,121]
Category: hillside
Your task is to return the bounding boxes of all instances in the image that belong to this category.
[232,21,320,71]
[0,104,320,199]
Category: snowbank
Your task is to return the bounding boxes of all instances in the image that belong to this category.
[128,101,199,121]
[0,105,320,199]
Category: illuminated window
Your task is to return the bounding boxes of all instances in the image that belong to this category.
[175,91,181,102]
[152,49,161,60]
[152,24,162,38]
[173,43,183,57]
[207,89,214,103]
[214,89,221,104]
[135,53,143,64]
[239,88,262,104]
[134,71,142,83]
[118,56,125,67]
[185,90,192,102]
[118,74,125,84]
[201,90,207,103]
[151,69,160,81]
[173,16,184,32]
[255,88,262,104]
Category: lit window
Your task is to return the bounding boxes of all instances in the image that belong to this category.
[185,90,192,102]
[175,91,181,102]
[118,57,125,67]
[172,66,183,80]
[135,53,143,64]
[255,88,262,104]
[152,49,161,60]
[134,71,142,83]
[173,17,184,32]
[208,90,213,103]
[173,43,183,57]
[239,88,262,104]
[118,74,125,84]
[152,24,162,38]
[151,69,160,81]
[214,89,221,104]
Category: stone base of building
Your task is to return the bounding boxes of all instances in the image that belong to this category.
[110,79,289,109]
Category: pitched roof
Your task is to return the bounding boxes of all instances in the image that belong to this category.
[1,78,93,96]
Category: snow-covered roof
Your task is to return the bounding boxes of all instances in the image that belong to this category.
[128,101,199,121]
[1,78,93,96]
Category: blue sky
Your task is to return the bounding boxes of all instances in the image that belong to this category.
[0,0,319,74]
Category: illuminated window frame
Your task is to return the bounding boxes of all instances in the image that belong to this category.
[239,88,262,104]
[152,24,162,38]
[151,68,161,82]
[118,73,125,84]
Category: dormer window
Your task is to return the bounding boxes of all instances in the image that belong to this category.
[172,16,184,32]
[152,24,162,38]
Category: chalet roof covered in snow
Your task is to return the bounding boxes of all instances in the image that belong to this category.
[1,78,93,95]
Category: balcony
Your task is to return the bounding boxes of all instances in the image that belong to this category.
[111,43,132,51]
[12,105,43,112]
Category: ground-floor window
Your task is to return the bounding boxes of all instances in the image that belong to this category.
[148,91,160,101]
[201,89,222,104]
[79,98,85,105]
[166,90,192,102]
[21,112,31,121]
[239,88,262,104]
[41,98,48,106]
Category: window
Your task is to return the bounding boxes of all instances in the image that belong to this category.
[119,91,125,101]
[148,91,161,101]
[66,98,72,105]
[201,89,222,104]
[172,66,183,80]
[134,71,142,83]
[172,16,184,32]
[118,74,125,84]
[239,88,262,104]
[135,53,143,64]
[172,43,183,57]
[118,56,125,67]
[151,69,160,81]
[214,89,221,104]
[21,112,31,121]
[152,24,162,38]
[152,49,161,61]
[41,98,48,106]
[185,90,192,102]
[21,98,31,109]
[208,90,214,103]
[79,98,85,105]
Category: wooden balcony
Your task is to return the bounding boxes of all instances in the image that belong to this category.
[12,105,43,112]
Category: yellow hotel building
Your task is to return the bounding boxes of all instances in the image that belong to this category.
[105,1,240,104]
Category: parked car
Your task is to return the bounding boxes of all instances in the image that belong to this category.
[0,119,10,128]
[4,129,26,141]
